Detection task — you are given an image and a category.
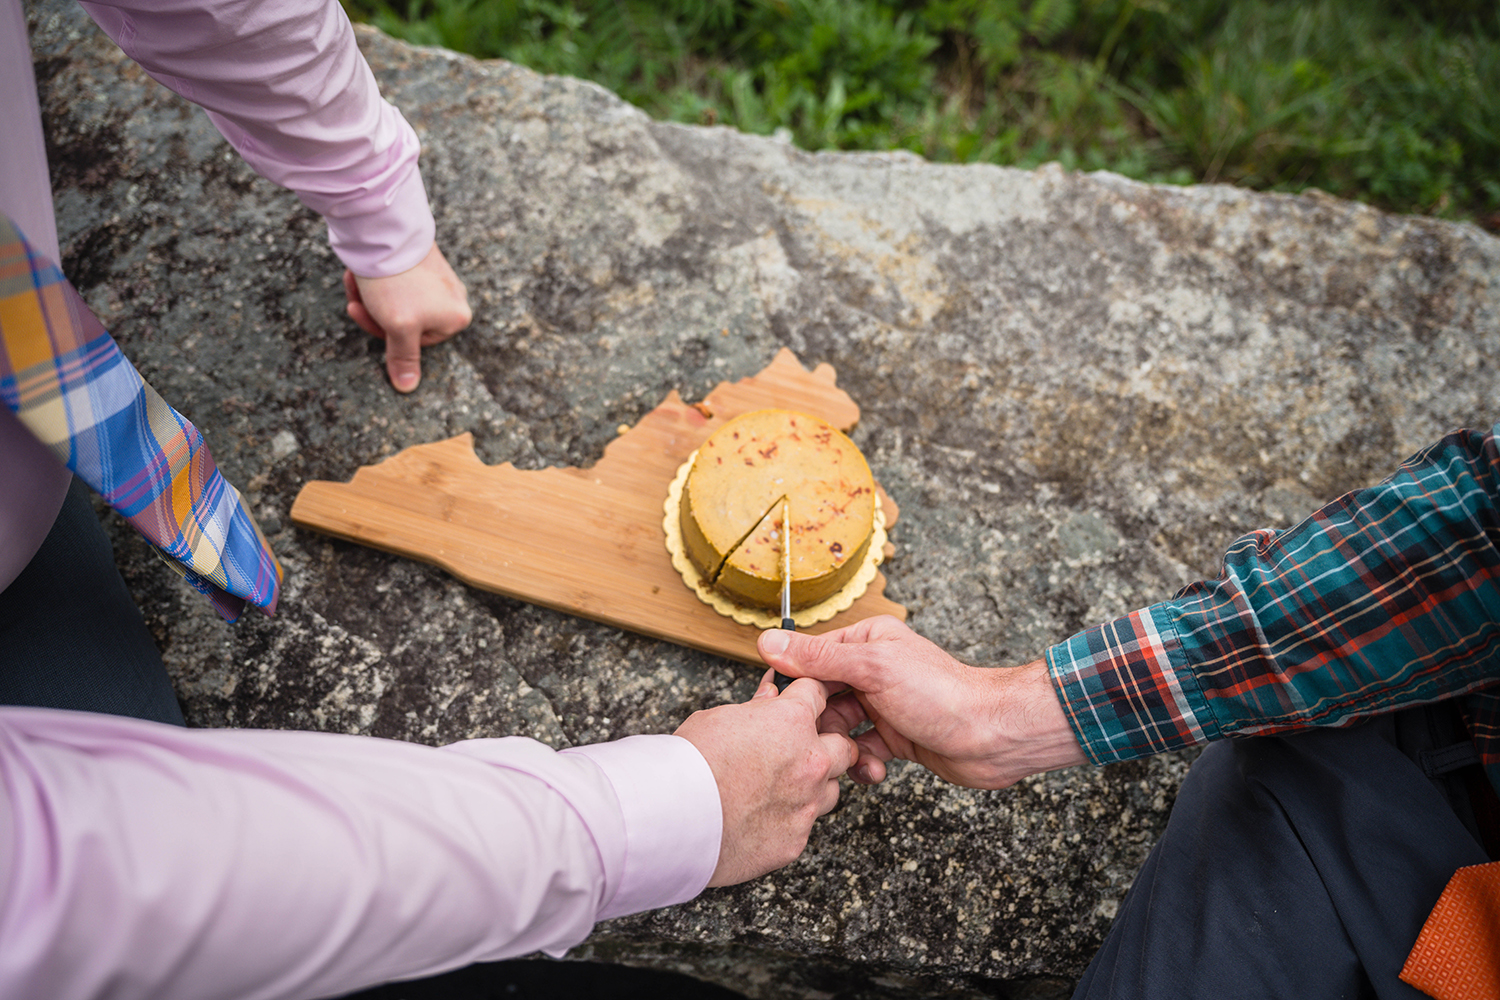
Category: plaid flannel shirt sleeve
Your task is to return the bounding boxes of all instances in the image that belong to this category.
[1047,425,1500,766]
[0,216,280,621]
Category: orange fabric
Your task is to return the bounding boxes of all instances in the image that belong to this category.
[1400,861,1500,1000]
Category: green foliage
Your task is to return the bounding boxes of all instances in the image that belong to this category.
[1101,0,1500,215]
[342,0,1500,222]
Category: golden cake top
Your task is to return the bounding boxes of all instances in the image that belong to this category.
[682,409,875,605]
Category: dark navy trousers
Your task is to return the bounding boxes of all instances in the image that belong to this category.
[0,476,182,725]
[1075,706,1492,999]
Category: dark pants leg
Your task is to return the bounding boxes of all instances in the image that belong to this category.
[0,476,183,725]
[1074,707,1489,999]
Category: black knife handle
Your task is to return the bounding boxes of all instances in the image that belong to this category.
[773,617,796,691]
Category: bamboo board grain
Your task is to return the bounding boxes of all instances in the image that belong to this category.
[290,349,906,664]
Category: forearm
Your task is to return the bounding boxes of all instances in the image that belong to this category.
[0,708,719,1000]
[1048,425,1500,764]
[984,659,1090,782]
[79,0,434,275]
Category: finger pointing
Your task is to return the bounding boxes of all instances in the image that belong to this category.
[384,325,423,393]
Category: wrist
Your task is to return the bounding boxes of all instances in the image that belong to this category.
[325,167,435,277]
[991,660,1089,781]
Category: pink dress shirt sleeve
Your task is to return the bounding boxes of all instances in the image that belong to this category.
[0,0,72,593]
[77,0,436,277]
[0,707,722,1000]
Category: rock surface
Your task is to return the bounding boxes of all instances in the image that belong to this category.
[29,1,1500,996]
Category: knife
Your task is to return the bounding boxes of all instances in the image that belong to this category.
[780,497,794,631]
[775,497,794,692]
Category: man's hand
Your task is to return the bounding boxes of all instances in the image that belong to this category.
[758,616,1087,790]
[674,670,860,887]
[344,243,472,392]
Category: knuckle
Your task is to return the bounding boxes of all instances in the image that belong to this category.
[797,748,830,785]
[800,639,846,677]
[390,324,423,347]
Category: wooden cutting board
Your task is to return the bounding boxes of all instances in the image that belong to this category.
[289,349,906,664]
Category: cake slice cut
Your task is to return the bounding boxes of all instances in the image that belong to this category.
[680,409,875,609]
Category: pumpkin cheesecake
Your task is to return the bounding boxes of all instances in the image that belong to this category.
[679,409,875,609]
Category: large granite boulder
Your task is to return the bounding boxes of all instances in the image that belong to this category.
[30,1,1500,996]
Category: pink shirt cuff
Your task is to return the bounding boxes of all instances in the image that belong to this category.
[315,117,435,278]
[564,735,721,920]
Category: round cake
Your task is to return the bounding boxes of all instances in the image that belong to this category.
[679,409,876,610]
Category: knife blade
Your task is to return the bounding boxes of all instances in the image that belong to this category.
[780,497,794,631]
[775,497,794,692]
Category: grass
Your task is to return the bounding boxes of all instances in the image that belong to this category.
[342,0,1500,226]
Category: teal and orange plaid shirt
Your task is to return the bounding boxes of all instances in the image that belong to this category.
[1048,425,1500,797]
[0,216,280,621]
